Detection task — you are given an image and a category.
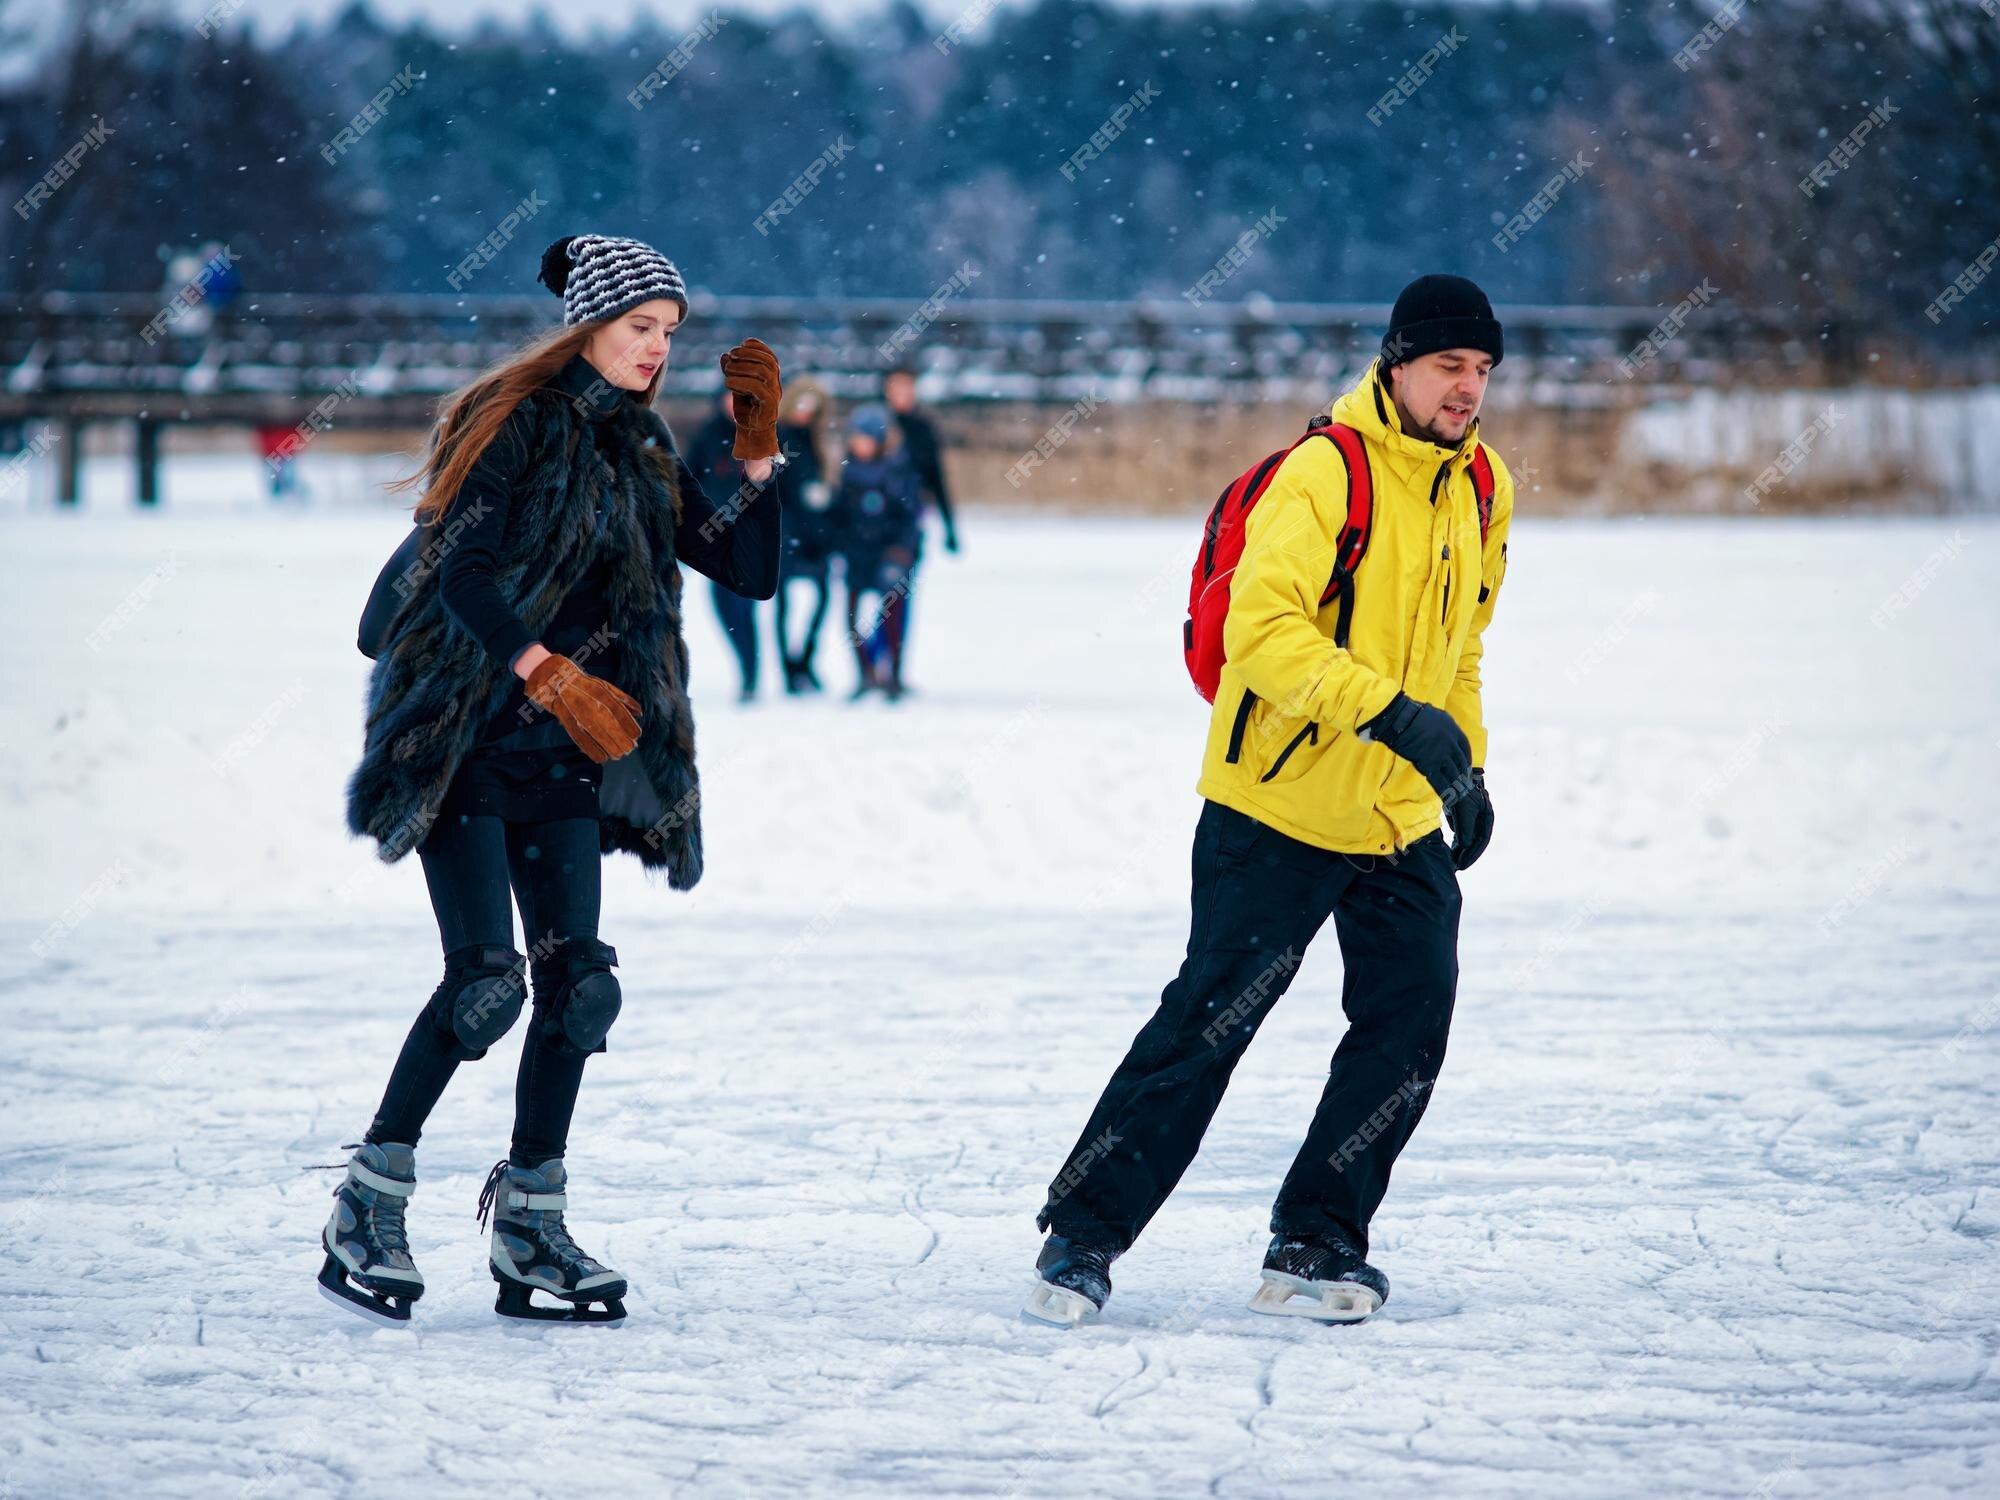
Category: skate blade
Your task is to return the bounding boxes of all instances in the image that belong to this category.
[1248,1270,1381,1324]
[493,1277,627,1326]
[316,1274,415,1328]
[1022,1280,1098,1327]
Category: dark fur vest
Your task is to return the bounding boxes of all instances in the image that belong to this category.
[344,390,703,889]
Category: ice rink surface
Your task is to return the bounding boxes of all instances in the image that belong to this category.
[4,498,1997,1497]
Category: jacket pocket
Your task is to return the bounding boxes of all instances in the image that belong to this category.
[1259,721,1320,783]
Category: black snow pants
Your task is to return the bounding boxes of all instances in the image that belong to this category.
[1038,799,1461,1258]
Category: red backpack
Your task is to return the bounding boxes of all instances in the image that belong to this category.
[1183,415,1494,703]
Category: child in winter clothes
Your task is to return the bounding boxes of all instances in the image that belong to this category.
[834,404,923,700]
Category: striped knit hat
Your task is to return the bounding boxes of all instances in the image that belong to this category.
[537,234,688,326]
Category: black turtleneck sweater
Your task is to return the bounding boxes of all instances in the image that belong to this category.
[432,352,779,821]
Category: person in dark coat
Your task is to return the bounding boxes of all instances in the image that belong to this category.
[882,367,959,555]
[329,232,784,1326]
[835,404,922,700]
[687,390,763,702]
[773,378,837,693]
[880,369,959,692]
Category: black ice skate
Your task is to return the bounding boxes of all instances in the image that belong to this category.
[1023,1235,1118,1326]
[318,1141,425,1327]
[477,1158,628,1324]
[1249,1233,1391,1324]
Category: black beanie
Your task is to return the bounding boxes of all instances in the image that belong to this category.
[1381,274,1504,368]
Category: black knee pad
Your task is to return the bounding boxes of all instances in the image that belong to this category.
[426,944,528,1061]
[531,936,622,1057]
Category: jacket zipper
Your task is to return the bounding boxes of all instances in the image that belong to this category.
[1259,722,1319,782]
[1429,462,1453,626]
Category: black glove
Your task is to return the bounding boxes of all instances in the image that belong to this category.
[1359,691,1473,802]
[1446,767,1494,870]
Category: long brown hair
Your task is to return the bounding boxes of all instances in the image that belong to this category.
[394,317,670,523]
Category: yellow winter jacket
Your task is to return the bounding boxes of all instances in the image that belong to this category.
[1194,359,1514,854]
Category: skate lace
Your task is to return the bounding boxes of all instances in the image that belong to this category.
[475,1160,507,1232]
[365,1196,411,1254]
[474,1160,595,1268]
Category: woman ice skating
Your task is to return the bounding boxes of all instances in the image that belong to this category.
[327,232,785,1326]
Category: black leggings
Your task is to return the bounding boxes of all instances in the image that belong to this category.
[366,813,602,1166]
[776,559,832,676]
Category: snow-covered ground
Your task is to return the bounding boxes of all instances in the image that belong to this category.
[4,496,1997,1498]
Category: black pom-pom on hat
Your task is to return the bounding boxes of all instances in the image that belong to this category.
[537,236,579,297]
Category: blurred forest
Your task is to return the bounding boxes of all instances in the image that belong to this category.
[1,0,1995,341]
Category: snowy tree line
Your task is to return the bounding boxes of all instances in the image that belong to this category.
[0,0,1993,345]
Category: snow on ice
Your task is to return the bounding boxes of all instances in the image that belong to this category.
[3,496,1997,1497]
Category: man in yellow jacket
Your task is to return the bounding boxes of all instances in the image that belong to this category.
[1029,275,1515,1327]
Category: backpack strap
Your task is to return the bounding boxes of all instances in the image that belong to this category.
[1315,420,1374,648]
[1470,442,1495,542]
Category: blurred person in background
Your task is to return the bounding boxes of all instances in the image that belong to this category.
[688,388,764,702]
[774,379,838,694]
[256,425,302,500]
[882,367,960,671]
[835,404,923,701]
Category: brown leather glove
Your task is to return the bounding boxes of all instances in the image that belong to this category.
[523,653,643,763]
[720,338,782,461]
